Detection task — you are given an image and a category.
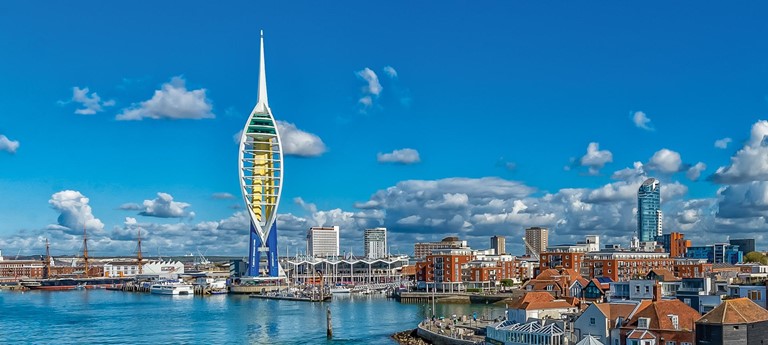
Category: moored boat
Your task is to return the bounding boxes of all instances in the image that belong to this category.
[329,286,351,294]
[150,282,193,295]
[22,277,134,291]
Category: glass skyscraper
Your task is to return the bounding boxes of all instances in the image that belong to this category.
[637,178,662,242]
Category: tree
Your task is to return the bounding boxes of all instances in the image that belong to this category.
[744,251,768,265]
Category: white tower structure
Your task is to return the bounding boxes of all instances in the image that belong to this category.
[238,31,284,277]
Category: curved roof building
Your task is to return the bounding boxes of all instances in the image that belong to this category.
[238,31,284,277]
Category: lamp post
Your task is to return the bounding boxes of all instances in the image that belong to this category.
[432,268,437,319]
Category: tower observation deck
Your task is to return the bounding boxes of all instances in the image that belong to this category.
[238,31,284,277]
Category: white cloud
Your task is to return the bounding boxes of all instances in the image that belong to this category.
[714,137,732,149]
[377,148,421,164]
[356,67,382,96]
[49,190,105,234]
[686,162,707,181]
[276,121,327,157]
[717,182,768,219]
[633,111,654,131]
[579,142,613,175]
[116,76,214,121]
[67,87,115,115]
[0,134,20,154]
[712,120,768,184]
[293,197,318,213]
[137,192,194,218]
[647,148,683,173]
[356,67,382,110]
[212,193,235,200]
[383,66,398,78]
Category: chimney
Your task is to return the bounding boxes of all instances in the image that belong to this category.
[653,283,662,301]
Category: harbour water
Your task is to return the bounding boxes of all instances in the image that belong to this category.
[0,290,505,344]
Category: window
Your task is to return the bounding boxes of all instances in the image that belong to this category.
[455,258,458,262]
[645,286,650,293]
[638,317,650,329]
[684,298,691,306]
[590,317,595,325]
[748,290,763,301]
[667,342,676,345]
[635,286,641,293]
[608,269,611,274]
[681,343,692,345]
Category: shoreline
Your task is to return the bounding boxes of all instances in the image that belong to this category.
[391,329,430,345]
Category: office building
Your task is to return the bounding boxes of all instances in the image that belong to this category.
[491,235,506,255]
[686,243,743,264]
[730,238,756,254]
[525,227,549,256]
[306,226,340,258]
[638,178,662,242]
[364,227,387,259]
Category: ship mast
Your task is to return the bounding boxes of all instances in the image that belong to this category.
[43,238,51,279]
[137,227,143,274]
[82,223,89,278]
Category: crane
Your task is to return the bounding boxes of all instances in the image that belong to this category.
[522,237,540,261]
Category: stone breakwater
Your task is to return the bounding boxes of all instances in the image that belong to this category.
[391,329,430,345]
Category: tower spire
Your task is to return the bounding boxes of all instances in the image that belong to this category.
[255,30,269,113]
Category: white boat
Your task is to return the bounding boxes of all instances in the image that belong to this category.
[329,286,351,294]
[150,282,194,295]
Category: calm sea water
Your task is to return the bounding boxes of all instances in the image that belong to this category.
[0,290,504,344]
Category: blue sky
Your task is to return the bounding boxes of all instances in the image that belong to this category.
[2,2,768,257]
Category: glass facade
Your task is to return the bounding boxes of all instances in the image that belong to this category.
[637,178,662,242]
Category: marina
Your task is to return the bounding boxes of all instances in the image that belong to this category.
[0,288,504,344]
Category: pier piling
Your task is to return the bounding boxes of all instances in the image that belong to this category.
[326,307,333,339]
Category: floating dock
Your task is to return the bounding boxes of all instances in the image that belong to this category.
[249,294,331,302]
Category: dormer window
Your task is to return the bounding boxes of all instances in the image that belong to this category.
[638,317,650,329]
[669,314,679,330]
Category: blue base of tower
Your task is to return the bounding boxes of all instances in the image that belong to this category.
[247,223,279,277]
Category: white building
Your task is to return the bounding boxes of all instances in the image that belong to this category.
[307,226,340,258]
[486,319,567,345]
[364,227,387,259]
[103,260,184,279]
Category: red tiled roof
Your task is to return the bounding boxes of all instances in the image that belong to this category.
[595,303,637,325]
[627,329,656,340]
[647,269,679,282]
[697,297,768,325]
[626,299,700,331]
[524,300,577,310]
[509,292,555,309]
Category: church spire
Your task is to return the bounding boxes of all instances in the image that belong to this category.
[255,30,269,113]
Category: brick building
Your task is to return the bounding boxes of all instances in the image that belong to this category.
[674,258,713,278]
[619,299,700,345]
[415,247,472,292]
[583,251,674,282]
